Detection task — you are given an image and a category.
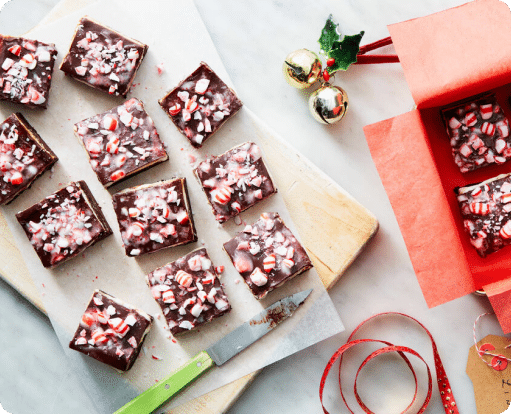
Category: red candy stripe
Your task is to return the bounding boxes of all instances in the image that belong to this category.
[319,312,458,414]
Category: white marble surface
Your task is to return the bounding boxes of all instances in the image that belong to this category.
[0,0,507,413]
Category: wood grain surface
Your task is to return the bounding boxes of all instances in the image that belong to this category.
[0,1,378,412]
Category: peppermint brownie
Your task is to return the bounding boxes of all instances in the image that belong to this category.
[74,98,168,187]
[441,93,510,173]
[16,181,112,267]
[0,35,58,108]
[16,181,112,268]
[146,248,230,335]
[69,290,152,371]
[0,113,58,205]
[159,62,242,148]
[223,212,313,299]
[456,173,511,257]
[194,142,276,223]
[111,178,197,257]
[60,16,148,97]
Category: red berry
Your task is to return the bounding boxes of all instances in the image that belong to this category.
[322,70,330,82]
[326,58,335,67]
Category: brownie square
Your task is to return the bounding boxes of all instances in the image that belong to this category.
[146,247,231,335]
[441,93,511,173]
[194,142,276,223]
[69,290,153,371]
[223,212,313,299]
[112,178,197,257]
[0,113,58,205]
[74,98,168,187]
[159,62,242,148]
[0,35,58,108]
[455,172,511,257]
[60,16,148,97]
[16,181,112,268]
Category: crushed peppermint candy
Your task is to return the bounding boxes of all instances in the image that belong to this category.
[69,290,153,371]
[159,62,242,148]
[112,178,197,257]
[146,248,231,336]
[194,142,277,223]
[60,17,148,97]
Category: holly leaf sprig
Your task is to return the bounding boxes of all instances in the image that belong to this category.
[319,15,364,73]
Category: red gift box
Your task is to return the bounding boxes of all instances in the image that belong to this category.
[364,0,511,332]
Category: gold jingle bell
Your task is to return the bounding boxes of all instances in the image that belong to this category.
[308,84,348,124]
[283,49,322,89]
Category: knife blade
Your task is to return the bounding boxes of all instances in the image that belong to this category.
[114,288,313,414]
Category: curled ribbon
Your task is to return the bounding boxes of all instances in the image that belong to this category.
[319,312,459,414]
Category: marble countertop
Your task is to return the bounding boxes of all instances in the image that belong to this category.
[0,0,505,413]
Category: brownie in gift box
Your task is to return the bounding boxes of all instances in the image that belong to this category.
[456,172,511,258]
[441,93,510,173]
[0,113,58,205]
[69,290,153,371]
[146,248,231,335]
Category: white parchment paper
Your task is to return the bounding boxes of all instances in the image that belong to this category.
[0,1,344,412]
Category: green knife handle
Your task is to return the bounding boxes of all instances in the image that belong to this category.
[114,351,215,414]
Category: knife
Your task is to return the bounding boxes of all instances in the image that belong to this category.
[114,288,313,414]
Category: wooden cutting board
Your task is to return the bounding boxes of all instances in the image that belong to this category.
[0,1,378,412]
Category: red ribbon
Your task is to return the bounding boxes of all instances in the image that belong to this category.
[319,312,459,414]
[355,36,400,64]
